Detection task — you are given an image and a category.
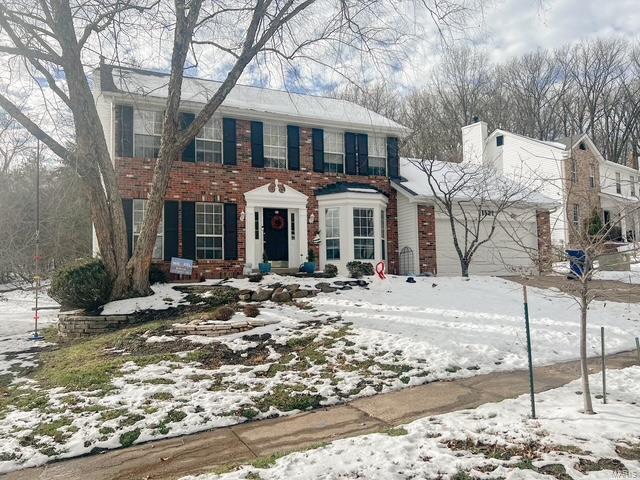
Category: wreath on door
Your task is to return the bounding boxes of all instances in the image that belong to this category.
[271,213,286,231]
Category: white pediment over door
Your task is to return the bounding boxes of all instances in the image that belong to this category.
[244,179,308,209]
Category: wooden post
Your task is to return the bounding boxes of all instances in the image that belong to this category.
[523,286,536,419]
[601,327,606,404]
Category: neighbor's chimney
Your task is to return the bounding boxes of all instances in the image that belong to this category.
[462,117,488,164]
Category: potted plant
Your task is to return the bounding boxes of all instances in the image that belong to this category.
[258,251,271,274]
[302,248,316,274]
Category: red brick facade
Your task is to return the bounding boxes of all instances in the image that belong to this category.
[417,204,437,275]
[116,120,399,278]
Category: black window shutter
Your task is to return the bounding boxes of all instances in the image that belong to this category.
[387,136,399,178]
[164,201,179,261]
[122,198,133,258]
[287,125,300,170]
[115,105,134,157]
[223,203,238,260]
[251,121,264,167]
[223,118,237,165]
[357,133,369,175]
[345,132,357,175]
[312,128,324,172]
[181,201,196,261]
[180,112,196,162]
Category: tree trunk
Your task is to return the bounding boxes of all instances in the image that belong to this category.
[579,282,595,414]
[461,260,470,277]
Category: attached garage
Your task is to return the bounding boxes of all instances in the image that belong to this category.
[434,211,539,276]
[394,158,555,277]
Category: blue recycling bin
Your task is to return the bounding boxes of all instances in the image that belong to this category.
[566,249,589,278]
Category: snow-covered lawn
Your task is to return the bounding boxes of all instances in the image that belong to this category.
[185,366,640,480]
[0,275,638,473]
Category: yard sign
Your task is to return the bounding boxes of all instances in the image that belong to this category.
[170,257,193,276]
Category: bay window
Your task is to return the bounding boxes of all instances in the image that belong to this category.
[325,208,340,260]
[134,110,162,158]
[368,136,387,176]
[196,117,223,163]
[196,203,224,260]
[324,131,344,173]
[264,124,287,169]
[132,199,163,259]
[353,208,374,259]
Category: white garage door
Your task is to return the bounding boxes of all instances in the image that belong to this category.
[435,212,539,276]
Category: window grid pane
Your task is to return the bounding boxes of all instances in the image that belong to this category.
[132,199,163,260]
[264,124,287,169]
[353,208,374,260]
[196,202,224,260]
[325,208,340,260]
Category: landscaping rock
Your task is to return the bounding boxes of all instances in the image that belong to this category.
[238,289,253,301]
[271,288,291,303]
[248,273,263,283]
[285,283,300,292]
[292,289,309,298]
[251,288,273,302]
[315,282,337,293]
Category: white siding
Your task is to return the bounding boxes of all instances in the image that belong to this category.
[435,209,539,276]
[396,194,419,274]
[486,131,568,246]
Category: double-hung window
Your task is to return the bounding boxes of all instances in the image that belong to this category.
[132,199,163,259]
[353,208,374,260]
[368,136,387,176]
[134,110,162,158]
[570,159,577,184]
[589,165,596,189]
[196,203,223,260]
[572,204,580,228]
[196,117,222,163]
[324,131,344,173]
[325,208,340,260]
[264,124,287,169]
[616,172,622,194]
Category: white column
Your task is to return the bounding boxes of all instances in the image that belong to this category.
[245,205,255,269]
[620,208,627,241]
[299,208,308,266]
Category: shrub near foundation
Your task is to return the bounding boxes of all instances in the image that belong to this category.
[48,258,112,310]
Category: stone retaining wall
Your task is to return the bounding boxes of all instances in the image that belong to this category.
[171,319,277,337]
[58,312,134,337]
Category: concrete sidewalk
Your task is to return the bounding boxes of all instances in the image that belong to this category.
[4,350,638,480]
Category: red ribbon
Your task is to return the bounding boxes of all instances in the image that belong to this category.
[376,261,386,279]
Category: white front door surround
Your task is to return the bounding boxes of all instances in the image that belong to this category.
[244,180,308,270]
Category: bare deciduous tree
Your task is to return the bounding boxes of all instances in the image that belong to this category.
[0,0,483,298]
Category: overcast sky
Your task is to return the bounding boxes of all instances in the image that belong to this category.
[388,0,640,89]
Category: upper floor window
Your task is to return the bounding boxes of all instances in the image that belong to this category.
[132,199,163,259]
[570,159,577,184]
[264,124,287,169]
[324,131,344,173]
[496,135,504,147]
[368,136,387,176]
[353,208,374,260]
[589,165,596,189]
[134,110,162,158]
[196,117,223,164]
[616,172,622,194]
[579,142,587,151]
[196,202,223,260]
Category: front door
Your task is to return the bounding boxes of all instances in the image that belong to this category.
[263,208,289,266]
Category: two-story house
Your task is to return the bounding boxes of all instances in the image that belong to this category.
[461,120,640,248]
[93,65,406,278]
